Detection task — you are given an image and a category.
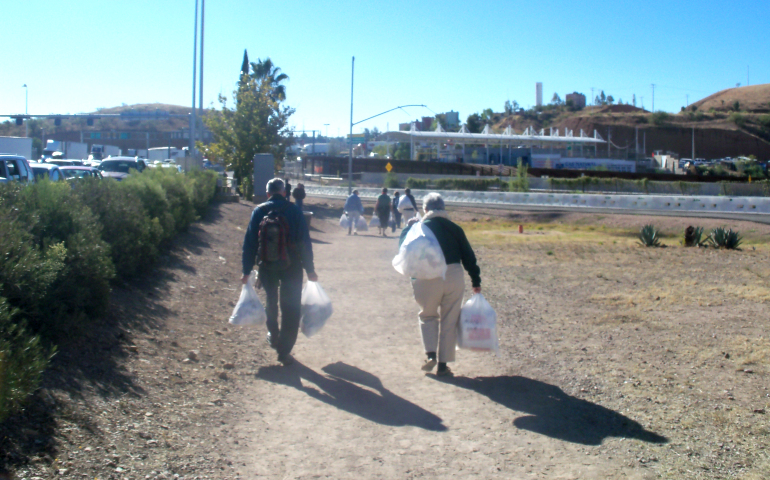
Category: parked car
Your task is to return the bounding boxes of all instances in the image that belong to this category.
[0,154,36,184]
[97,156,147,181]
[59,166,104,180]
[29,162,66,182]
[46,159,85,167]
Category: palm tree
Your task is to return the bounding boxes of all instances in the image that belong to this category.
[249,57,289,101]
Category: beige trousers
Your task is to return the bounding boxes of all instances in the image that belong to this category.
[401,209,417,223]
[411,264,465,363]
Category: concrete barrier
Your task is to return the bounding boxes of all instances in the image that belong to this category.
[305,186,770,216]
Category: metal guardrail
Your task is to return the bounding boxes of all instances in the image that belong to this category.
[305,186,770,216]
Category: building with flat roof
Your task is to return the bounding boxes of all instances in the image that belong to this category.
[566,92,586,109]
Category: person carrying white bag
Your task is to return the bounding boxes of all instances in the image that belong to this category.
[396,192,482,376]
[241,178,319,366]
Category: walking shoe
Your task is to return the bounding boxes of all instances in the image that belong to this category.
[278,353,294,366]
[421,358,437,372]
[436,365,453,377]
[266,332,278,350]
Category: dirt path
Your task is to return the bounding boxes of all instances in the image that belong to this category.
[227,201,665,480]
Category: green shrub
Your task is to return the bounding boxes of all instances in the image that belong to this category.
[708,227,742,249]
[729,112,746,127]
[15,180,114,334]
[650,111,670,126]
[72,178,164,279]
[383,171,401,189]
[143,168,196,234]
[0,204,66,325]
[638,224,661,247]
[121,172,176,242]
[0,298,54,423]
[405,178,430,189]
[186,169,219,215]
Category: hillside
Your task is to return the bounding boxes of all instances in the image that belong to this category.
[487,85,770,159]
[690,84,770,113]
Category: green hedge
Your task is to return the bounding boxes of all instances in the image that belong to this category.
[404,176,529,192]
[0,168,217,421]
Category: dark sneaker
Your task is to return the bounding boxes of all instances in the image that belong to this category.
[436,366,453,377]
[278,354,294,366]
[421,358,437,372]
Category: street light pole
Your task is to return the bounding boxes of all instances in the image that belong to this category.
[324,123,329,139]
[23,84,28,137]
[189,0,199,157]
[348,56,355,195]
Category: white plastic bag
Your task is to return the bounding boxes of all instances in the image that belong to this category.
[369,215,380,228]
[229,271,267,326]
[458,294,498,353]
[301,281,333,337]
[340,213,350,229]
[392,222,447,279]
[356,216,368,231]
[388,213,396,229]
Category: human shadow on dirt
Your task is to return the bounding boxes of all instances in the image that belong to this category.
[257,361,446,431]
[432,375,667,446]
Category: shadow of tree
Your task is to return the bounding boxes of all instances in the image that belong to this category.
[432,375,667,446]
[257,361,446,431]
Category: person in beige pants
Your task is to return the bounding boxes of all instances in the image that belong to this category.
[400,192,482,376]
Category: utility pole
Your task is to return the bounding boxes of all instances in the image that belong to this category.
[635,126,639,159]
[692,127,695,162]
[591,87,595,106]
[348,56,355,195]
[686,94,689,107]
[198,0,205,149]
[607,128,611,158]
[651,84,655,113]
[189,0,199,156]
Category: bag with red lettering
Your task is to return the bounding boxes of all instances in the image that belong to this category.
[458,294,498,353]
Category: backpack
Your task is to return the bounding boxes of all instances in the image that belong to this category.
[257,203,292,271]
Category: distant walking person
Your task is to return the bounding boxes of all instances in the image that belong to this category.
[397,187,418,223]
[400,192,482,376]
[375,187,391,236]
[392,191,402,232]
[292,183,306,211]
[284,177,293,202]
[242,178,318,366]
[344,189,365,235]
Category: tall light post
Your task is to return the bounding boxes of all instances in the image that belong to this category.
[22,84,28,137]
[324,123,329,139]
[189,0,199,157]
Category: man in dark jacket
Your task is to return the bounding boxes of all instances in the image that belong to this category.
[242,178,318,365]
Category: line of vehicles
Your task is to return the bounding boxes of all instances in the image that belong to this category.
[0,153,183,185]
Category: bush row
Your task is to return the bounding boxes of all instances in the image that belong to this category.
[0,168,218,422]
[404,177,530,192]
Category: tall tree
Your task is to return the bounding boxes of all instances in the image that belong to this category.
[240,49,249,78]
[249,57,289,101]
[204,69,294,199]
[466,113,483,134]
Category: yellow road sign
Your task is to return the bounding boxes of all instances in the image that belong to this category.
[385,162,393,172]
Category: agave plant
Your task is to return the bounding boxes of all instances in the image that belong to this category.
[683,226,705,247]
[708,227,743,249]
[638,224,661,247]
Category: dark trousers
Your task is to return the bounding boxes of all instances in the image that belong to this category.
[260,265,303,357]
[393,211,402,231]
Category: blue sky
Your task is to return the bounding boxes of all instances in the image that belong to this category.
[1,0,767,137]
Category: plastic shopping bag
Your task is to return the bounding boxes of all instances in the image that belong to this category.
[392,222,447,279]
[229,271,267,326]
[369,215,381,228]
[340,213,350,229]
[388,213,396,229]
[301,281,333,337]
[458,294,498,353]
[356,216,368,231]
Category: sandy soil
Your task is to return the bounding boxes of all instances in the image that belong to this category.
[3,197,769,480]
